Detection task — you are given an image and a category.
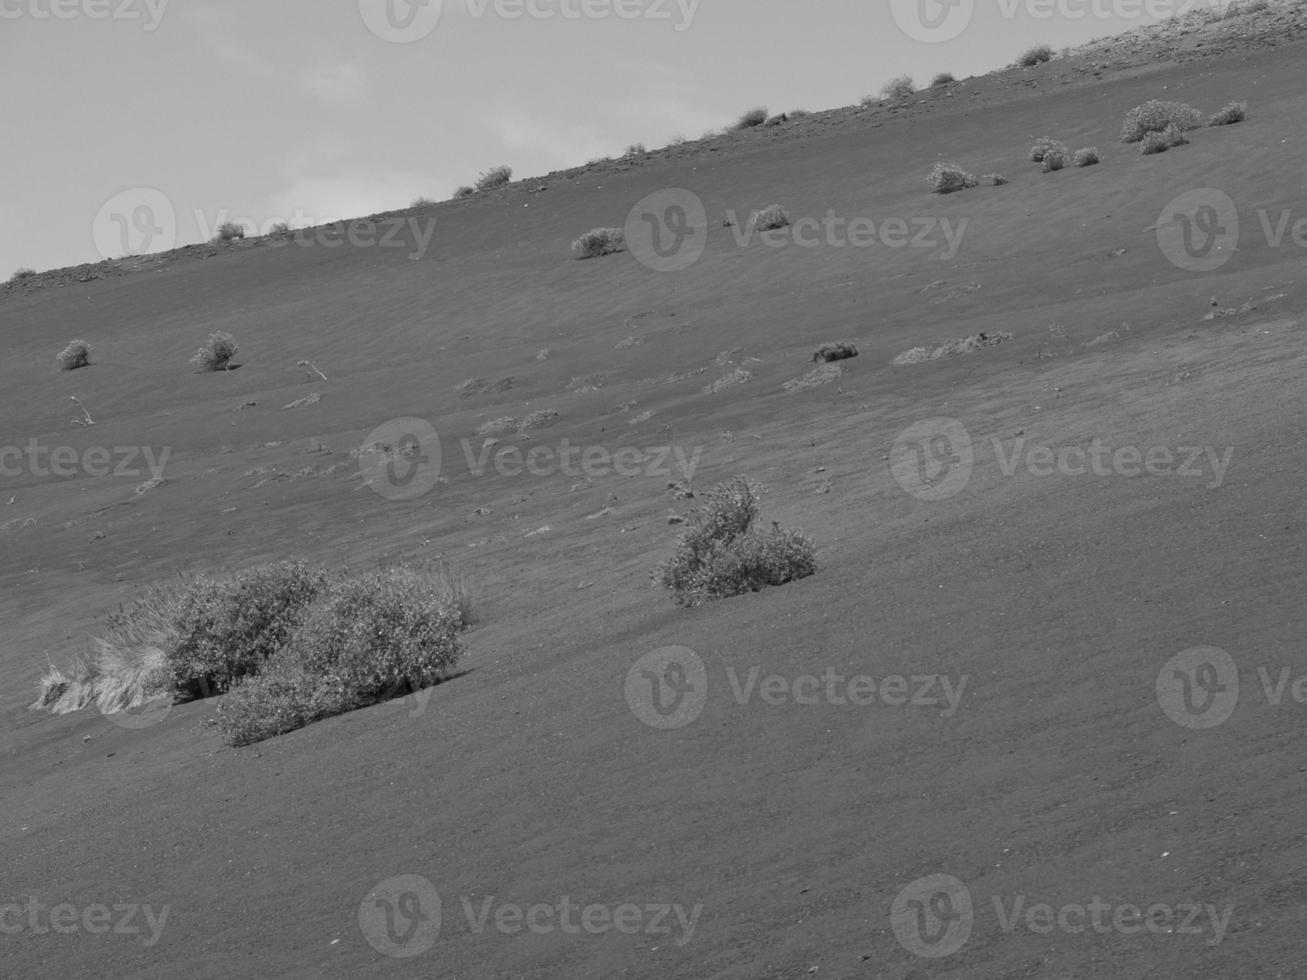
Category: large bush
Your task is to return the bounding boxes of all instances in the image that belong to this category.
[1121,100,1203,142]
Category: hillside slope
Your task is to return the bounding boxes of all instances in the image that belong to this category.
[3,15,1306,979]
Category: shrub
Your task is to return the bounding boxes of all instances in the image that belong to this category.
[190,331,239,372]
[813,342,859,363]
[983,173,1009,186]
[214,221,245,243]
[881,75,916,102]
[57,339,93,371]
[764,113,789,127]
[411,196,437,207]
[860,94,880,107]
[475,165,513,191]
[453,186,475,199]
[1208,101,1247,126]
[657,476,817,606]
[268,221,292,236]
[217,567,464,746]
[734,106,769,130]
[1121,99,1202,142]
[1141,123,1190,155]
[572,227,625,259]
[624,143,647,157]
[10,267,36,282]
[159,561,329,699]
[754,204,790,231]
[1073,146,1101,167]
[1017,43,1054,67]
[927,162,978,194]
[931,72,956,86]
[1030,137,1068,162]
[1042,145,1069,172]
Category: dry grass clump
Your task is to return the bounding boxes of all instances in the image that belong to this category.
[657,476,817,606]
[1140,123,1190,155]
[475,165,513,191]
[705,368,752,394]
[10,267,37,282]
[927,163,978,194]
[190,331,239,372]
[572,227,625,259]
[213,221,246,243]
[57,339,93,371]
[1030,137,1068,163]
[892,331,1013,365]
[783,363,844,392]
[881,75,916,102]
[1208,101,1247,126]
[1016,43,1054,67]
[453,186,475,199]
[813,341,859,363]
[1121,100,1203,142]
[931,72,956,87]
[753,204,790,231]
[734,107,769,130]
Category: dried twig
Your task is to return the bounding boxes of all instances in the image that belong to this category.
[70,395,95,426]
[298,359,328,382]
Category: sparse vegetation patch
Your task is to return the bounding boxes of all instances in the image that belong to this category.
[1073,147,1101,167]
[1208,101,1247,126]
[657,476,817,606]
[1017,43,1054,67]
[572,227,625,259]
[928,163,978,194]
[734,107,769,130]
[475,165,513,191]
[190,331,239,372]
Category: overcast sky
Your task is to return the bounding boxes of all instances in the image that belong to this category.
[1,0,1233,276]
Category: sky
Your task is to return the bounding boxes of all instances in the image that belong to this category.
[0,0,1237,277]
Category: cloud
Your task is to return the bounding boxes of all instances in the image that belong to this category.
[190,7,368,108]
[297,62,369,108]
[259,172,446,229]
